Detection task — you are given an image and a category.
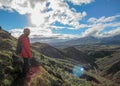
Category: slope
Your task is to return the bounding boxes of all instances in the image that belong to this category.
[32,42,64,58]
[0,28,17,85]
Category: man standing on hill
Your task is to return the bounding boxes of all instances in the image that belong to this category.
[16,28,32,76]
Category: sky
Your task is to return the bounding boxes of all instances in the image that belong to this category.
[0,0,120,43]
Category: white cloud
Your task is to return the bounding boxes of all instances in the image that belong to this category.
[0,0,88,28]
[88,15,120,24]
[83,15,120,37]
[67,0,94,5]
[50,26,67,30]
[0,2,1,5]
[104,22,120,27]
[10,28,23,38]
[82,23,104,37]
[10,26,79,43]
[101,27,120,37]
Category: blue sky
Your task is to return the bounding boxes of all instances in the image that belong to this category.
[0,10,27,30]
[72,0,120,18]
[0,0,120,43]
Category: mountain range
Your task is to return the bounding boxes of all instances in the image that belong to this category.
[51,35,120,48]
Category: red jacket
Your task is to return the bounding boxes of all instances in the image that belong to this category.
[19,34,32,58]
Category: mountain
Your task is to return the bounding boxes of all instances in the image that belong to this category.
[31,42,65,58]
[51,36,99,48]
[52,35,120,48]
[32,42,96,69]
[63,47,96,68]
[95,49,120,84]
[101,35,120,45]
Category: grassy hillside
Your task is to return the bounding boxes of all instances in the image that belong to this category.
[95,50,120,84]
[0,28,17,85]
[0,28,119,86]
[32,42,65,58]
[32,43,119,86]
[29,50,119,86]
[76,44,120,84]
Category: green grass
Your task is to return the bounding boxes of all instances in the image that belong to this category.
[33,54,93,86]
[2,79,12,86]
[114,71,120,78]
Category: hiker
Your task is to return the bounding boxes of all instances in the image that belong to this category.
[16,28,32,77]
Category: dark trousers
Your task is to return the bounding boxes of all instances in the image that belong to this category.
[23,58,31,76]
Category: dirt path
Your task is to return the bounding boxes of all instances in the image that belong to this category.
[11,66,42,86]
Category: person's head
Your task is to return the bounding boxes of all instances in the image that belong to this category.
[24,28,30,36]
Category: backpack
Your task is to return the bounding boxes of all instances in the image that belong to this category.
[15,38,22,55]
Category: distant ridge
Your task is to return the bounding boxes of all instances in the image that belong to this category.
[52,35,120,48]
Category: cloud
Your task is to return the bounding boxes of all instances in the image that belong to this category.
[30,33,79,43]
[88,15,120,24]
[66,0,94,5]
[10,28,23,38]
[82,23,104,37]
[0,0,87,28]
[82,15,120,37]
[10,26,79,43]
[0,0,88,43]
[101,27,120,37]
